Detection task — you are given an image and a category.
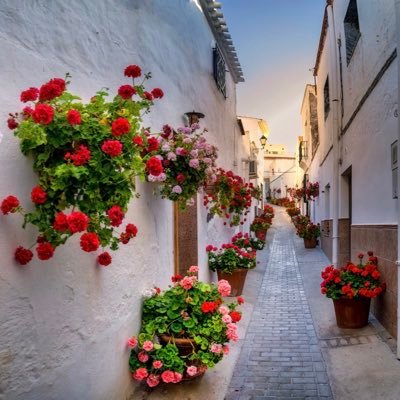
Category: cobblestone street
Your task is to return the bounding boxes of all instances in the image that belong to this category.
[226,207,333,399]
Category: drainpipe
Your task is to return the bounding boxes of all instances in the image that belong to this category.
[395,0,400,360]
[326,2,340,267]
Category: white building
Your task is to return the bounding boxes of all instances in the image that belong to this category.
[301,0,398,339]
[0,1,254,398]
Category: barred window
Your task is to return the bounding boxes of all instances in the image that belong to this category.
[324,76,330,120]
[344,0,361,65]
[213,47,226,98]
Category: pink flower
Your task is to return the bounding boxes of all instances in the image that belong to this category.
[146,374,160,387]
[189,158,200,169]
[143,340,154,352]
[227,330,239,342]
[172,372,183,383]
[186,366,198,376]
[127,337,138,348]
[133,367,148,381]
[161,370,175,383]
[153,360,163,369]
[172,185,182,194]
[222,314,233,324]
[223,345,230,355]
[210,343,223,354]
[138,351,149,363]
[189,265,199,273]
[218,279,231,297]
[179,275,197,290]
[218,305,230,315]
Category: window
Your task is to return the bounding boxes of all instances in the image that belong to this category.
[392,141,398,199]
[324,76,330,120]
[249,160,257,178]
[213,47,226,98]
[344,0,361,65]
[299,141,308,162]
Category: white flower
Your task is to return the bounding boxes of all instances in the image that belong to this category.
[142,288,155,298]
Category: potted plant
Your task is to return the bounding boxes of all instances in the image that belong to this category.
[203,169,258,226]
[142,124,218,209]
[306,182,319,200]
[320,252,385,328]
[206,243,256,296]
[250,216,270,240]
[297,222,320,248]
[2,65,164,265]
[291,214,309,230]
[128,266,244,387]
[286,207,300,217]
[231,232,265,251]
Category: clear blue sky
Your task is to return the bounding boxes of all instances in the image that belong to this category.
[222,0,326,152]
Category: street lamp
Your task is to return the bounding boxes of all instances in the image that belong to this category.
[184,111,205,125]
[260,134,268,149]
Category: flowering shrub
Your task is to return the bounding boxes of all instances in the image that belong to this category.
[231,232,265,251]
[306,182,319,199]
[296,222,320,240]
[250,217,270,233]
[207,242,256,274]
[203,169,258,226]
[292,214,310,229]
[128,267,243,387]
[143,124,218,208]
[286,207,300,217]
[320,252,385,299]
[2,64,163,265]
[287,187,304,201]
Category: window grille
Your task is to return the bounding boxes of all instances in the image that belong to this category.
[344,0,361,65]
[213,47,226,98]
[324,77,330,120]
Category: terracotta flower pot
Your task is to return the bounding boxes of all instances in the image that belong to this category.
[333,297,371,328]
[255,230,267,240]
[158,334,207,380]
[217,268,248,296]
[303,237,317,248]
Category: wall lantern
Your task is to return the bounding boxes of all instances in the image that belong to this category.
[259,134,268,149]
[184,111,205,125]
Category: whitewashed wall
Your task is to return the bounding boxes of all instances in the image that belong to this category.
[0,1,247,399]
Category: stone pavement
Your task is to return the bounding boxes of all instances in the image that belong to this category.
[225,207,333,400]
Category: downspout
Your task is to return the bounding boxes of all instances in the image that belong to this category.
[395,0,400,360]
[327,2,341,267]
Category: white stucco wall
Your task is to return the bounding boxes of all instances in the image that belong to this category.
[0,1,247,399]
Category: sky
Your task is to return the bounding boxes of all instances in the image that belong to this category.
[222,0,326,152]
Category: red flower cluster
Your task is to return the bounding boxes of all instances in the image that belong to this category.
[80,232,100,252]
[171,274,183,283]
[230,310,241,322]
[133,136,144,146]
[20,87,39,103]
[1,195,20,214]
[98,252,112,266]
[143,91,153,101]
[147,137,159,153]
[118,85,136,99]
[7,117,19,130]
[31,186,47,204]
[65,145,91,166]
[111,117,130,136]
[67,109,82,125]
[39,78,66,102]
[120,223,138,244]
[146,156,164,176]
[53,212,69,232]
[101,139,123,157]
[107,205,125,227]
[15,246,34,265]
[66,211,90,233]
[124,65,142,78]
[201,301,218,313]
[151,88,164,99]
[36,242,55,260]
[32,103,54,125]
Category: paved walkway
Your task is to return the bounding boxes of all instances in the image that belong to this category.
[226,208,334,399]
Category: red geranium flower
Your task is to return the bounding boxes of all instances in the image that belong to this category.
[36,242,55,260]
[132,136,144,146]
[125,223,138,237]
[124,65,142,78]
[146,156,164,176]
[22,107,34,118]
[236,296,244,305]
[7,117,19,130]
[80,232,100,252]
[101,140,123,157]
[171,274,183,283]
[15,246,33,265]
[120,232,130,244]
[147,137,159,152]
[39,78,66,101]
[32,103,54,125]
[20,87,39,103]
[161,124,173,139]
[107,205,125,227]
[67,109,82,125]
[1,195,20,214]
[176,174,185,183]
[230,311,242,322]
[53,212,69,232]
[98,252,112,266]
[31,186,47,204]
[201,301,217,313]
[111,117,130,136]
[143,91,153,101]
[66,145,91,166]
[67,211,90,233]
[151,88,164,99]
[118,85,136,99]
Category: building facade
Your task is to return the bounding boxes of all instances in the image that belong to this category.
[300,0,398,338]
[0,1,255,399]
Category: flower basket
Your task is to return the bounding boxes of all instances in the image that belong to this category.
[303,237,317,248]
[217,268,248,297]
[333,297,371,328]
